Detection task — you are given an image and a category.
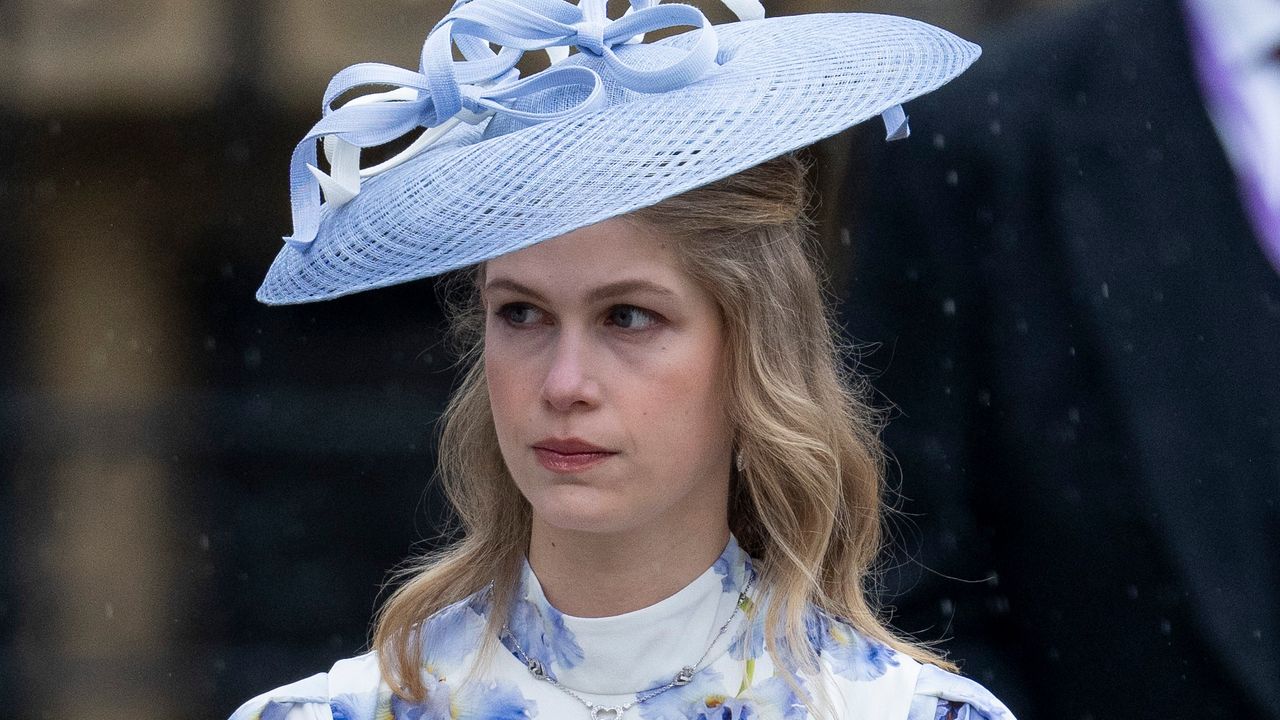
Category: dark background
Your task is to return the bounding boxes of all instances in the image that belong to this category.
[0,0,1110,717]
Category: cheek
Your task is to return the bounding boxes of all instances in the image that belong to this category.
[484,334,539,434]
[638,342,730,454]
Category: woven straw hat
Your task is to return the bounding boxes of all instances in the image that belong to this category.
[258,0,980,304]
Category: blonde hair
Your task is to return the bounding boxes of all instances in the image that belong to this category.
[372,152,953,710]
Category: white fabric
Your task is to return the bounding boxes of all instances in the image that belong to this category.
[229,537,1015,720]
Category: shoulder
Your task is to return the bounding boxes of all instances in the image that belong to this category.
[906,664,1018,720]
[804,610,1016,720]
[229,593,492,720]
[228,652,386,720]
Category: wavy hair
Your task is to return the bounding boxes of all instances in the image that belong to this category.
[372,152,952,711]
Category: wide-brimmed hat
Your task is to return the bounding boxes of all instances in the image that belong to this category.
[258,0,980,305]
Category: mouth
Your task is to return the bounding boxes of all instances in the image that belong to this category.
[531,438,617,474]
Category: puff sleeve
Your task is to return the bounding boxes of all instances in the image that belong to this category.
[906,664,1018,720]
[228,653,385,720]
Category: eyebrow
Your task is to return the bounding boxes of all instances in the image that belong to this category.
[483,278,678,304]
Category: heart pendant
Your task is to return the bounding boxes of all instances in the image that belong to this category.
[590,706,625,720]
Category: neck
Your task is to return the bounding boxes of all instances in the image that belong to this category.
[527,516,731,618]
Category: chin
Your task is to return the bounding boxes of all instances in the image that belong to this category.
[527,483,648,535]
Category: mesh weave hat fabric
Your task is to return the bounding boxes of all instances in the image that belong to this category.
[258,6,980,305]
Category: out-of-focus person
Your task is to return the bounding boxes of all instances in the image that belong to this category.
[840,0,1279,718]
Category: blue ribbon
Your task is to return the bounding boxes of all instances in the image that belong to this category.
[283,0,728,250]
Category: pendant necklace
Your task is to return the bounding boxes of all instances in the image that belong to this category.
[502,576,754,720]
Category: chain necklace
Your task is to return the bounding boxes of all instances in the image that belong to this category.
[501,576,754,720]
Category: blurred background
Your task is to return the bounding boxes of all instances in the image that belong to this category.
[4,0,1267,718]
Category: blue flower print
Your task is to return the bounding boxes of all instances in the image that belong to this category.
[727,594,762,661]
[330,693,375,720]
[728,604,765,662]
[502,575,584,679]
[712,536,755,593]
[933,699,999,720]
[253,704,294,720]
[639,669,805,720]
[455,680,538,720]
[726,675,807,720]
[637,666,726,720]
[803,609,898,681]
[390,679,454,720]
[421,597,488,670]
[386,674,537,720]
[370,595,539,720]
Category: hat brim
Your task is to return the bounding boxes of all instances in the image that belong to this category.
[257,13,980,305]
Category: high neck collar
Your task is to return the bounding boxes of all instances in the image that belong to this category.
[500,534,756,695]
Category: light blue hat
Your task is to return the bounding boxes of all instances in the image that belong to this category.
[259,0,980,305]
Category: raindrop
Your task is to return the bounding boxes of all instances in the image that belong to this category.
[1100,282,1110,299]
[945,170,959,186]
[939,598,955,616]
[203,336,217,352]
[1125,584,1139,600]
[1159,618,1172,636]
[1015,319,1029,335]
[986,90,1000,106]
[244,347,263,368]
[932,133,946,150]
[988,120,1002,136]
[942,298,956,316]
[840,226,851,248]
[1068,407,1081,424]
[105,602,115,619]
[1068,346,1077,357]
[199,533,211,551]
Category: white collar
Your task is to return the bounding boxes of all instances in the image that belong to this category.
[504,534,755,695]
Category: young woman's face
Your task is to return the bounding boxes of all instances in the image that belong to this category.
[483,218,733,537]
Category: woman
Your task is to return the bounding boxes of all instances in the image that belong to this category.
[235,1,1012,718]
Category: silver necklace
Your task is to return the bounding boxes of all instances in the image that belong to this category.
[501,576,754,720]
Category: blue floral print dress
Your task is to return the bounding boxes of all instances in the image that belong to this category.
[231,536,1015,720]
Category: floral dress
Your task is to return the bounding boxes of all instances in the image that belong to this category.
[231,536,1015,720]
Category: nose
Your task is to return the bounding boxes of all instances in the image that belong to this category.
[540,328,601,412]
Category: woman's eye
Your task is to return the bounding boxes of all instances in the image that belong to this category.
[496,303,544,326]
[606,305,658,330]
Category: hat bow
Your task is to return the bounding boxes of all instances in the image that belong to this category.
[284,0,766,250]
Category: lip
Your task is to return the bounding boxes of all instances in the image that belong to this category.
[532,437,617,474]
[533,437,612,454]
